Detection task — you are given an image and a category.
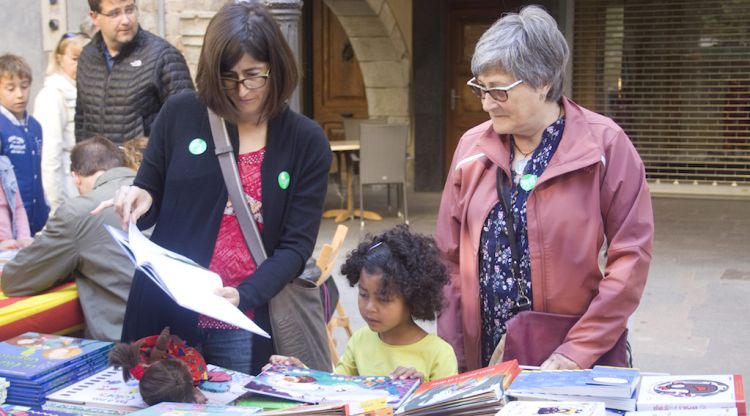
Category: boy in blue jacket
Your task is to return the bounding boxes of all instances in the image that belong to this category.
[0,54,49,234]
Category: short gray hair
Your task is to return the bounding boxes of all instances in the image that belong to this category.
[471,5,569,102]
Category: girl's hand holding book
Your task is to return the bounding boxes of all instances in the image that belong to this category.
[390,366,424,382]
[267,355,307,369]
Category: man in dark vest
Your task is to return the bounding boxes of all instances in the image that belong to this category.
[75,0,194,144]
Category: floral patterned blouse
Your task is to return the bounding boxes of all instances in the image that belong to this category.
[478,117,565,366]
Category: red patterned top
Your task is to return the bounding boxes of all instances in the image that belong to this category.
[198,148,265,329]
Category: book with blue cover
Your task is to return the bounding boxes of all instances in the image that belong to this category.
[507,366,640,399]
[0,333,113,381]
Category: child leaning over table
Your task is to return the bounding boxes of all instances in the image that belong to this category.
[0,155,32,250]
[108,326,209,405]
[271,225,458,382]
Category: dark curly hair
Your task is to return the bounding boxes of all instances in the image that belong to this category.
[339,225,449,321]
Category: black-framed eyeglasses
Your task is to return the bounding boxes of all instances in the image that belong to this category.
[98,4,138,19]
[466,77,524,102]
[221,70,271,90]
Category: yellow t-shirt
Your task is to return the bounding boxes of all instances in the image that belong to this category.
[335,327,458,382]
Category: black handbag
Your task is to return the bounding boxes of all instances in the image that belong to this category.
[207,109,332,372]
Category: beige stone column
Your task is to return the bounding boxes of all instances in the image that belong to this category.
[265,0,303,113]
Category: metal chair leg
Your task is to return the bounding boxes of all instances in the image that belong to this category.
[402,182,409,225]
[359,182,365,229]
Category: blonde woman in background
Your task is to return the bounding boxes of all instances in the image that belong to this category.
[34,32,90,213]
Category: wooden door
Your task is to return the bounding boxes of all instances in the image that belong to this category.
[312,0,368,142]
[445,2,522,172]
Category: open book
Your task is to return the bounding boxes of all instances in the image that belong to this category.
[105,223,269,338]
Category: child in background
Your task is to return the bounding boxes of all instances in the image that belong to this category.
[271,225,458,382]
[0,54,49,234]
[108,326,208,405]
[34,32,90,213]
[0,155,32,249]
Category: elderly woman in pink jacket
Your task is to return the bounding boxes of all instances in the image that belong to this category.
[435,5,654,372]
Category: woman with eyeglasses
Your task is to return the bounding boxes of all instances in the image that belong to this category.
[435,6,654,372]
[33,32,90,213]
[100,1,331,375]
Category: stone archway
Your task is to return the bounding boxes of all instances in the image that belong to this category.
[321,0,411,124]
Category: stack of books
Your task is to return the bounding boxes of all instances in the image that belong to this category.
[43,364,255,415]
[0,332,112,407]
[636,374,745,415]
[395,360,522,415]
[505,366,641,412]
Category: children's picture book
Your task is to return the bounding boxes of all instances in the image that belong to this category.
[636,374,746,415]
[0,249,18,272]
[128,402,262,415]
[44,364,257,414]
[496,401,606,416]
[625,409,739,416]
[105,223,269,337]
[243,364,419,413]
[255,402,351,415]
[507,391,636,412]
[0,403,79,415]
[0,333,112,380]
[507,367,640,399]
[395,359,521,415]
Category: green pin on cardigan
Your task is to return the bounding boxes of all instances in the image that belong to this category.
[188,138,207,155]
[519,174,538,191]
[278,171,290,189]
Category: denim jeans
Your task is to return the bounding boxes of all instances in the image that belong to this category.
[194,328,253,375]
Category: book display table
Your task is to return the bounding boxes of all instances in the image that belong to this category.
[0,282,84,341]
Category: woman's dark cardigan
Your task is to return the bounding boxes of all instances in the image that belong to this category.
[122,92,332,373]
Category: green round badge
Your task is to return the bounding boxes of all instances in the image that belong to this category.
[519,174,538,192]
[278,171,290,190]
[189,138,207,155]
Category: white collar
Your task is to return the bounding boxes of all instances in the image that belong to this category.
[0,105,26,126]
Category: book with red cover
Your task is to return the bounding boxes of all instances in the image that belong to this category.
[394,360,521,415]
[636,374,746,416]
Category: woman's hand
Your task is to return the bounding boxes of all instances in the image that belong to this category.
[0,239,20,250]
[540,353,580,370]
[268,355,306,368]
[91,185,153,230]
[390,366,425,381]
[214,286,240,307]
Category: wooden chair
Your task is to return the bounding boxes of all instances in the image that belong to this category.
[315,224,353,366]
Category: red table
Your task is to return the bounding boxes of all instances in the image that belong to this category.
[0,282,84,341]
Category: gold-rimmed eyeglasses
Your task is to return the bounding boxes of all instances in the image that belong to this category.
[221,71,271,90]
[98,4,138,19]
[466,78,524,102]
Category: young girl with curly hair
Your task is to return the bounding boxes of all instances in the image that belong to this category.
[108,326,208,405]
[271,225,457,382]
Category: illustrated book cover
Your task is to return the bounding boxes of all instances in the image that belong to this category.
[243,364,419,412]
[44,364,257,414]
[625,409,739,416]
[395,359,521,415]
[0,333,112,380]
[636,374,745,416]
[497,401,606,416]
[105,223,269,337]
[507,366,640,399]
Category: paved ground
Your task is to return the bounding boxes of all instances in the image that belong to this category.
[316,186,750,397]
